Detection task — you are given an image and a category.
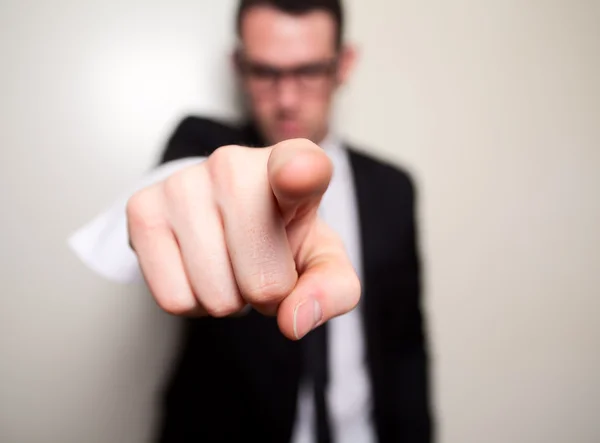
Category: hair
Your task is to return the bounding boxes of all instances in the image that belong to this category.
[236,0,345,48]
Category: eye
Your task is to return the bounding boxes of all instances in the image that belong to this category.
[247,64,279,81]
[295,64,330,78]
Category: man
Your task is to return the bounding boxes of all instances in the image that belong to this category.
[69,0,433,442]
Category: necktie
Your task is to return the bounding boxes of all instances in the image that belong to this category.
[301,321,332,443]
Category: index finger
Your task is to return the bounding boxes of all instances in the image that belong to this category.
[267,138,333,226]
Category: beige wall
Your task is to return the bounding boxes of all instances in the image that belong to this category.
[1,1,599,442]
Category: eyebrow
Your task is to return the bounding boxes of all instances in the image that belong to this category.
[240,55,337,68]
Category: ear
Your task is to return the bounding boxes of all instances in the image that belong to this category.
[231,47,242,77]
[336,44,358,86]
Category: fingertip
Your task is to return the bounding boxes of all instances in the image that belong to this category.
[269,139,331,189]
[268,139,333,218]
[275,152,332,197]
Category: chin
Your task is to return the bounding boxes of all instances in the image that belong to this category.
[266,131,303,145]
[280,128,312,142]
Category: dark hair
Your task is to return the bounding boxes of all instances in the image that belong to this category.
[236,0,344,48]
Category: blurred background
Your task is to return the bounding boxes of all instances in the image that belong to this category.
[1,0,599,442]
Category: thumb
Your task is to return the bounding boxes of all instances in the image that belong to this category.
[267,138,333,226]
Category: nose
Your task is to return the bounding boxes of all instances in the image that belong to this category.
[275,75,301,110]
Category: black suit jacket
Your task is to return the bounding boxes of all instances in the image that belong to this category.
[154,116,433,443]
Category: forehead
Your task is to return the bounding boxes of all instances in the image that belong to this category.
[240,6,337,65]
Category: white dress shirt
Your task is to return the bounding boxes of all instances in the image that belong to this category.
[68,135,375,443]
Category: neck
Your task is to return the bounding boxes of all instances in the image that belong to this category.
[243,120,336,148]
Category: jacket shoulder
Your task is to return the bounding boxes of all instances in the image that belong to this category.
[347,147,417,202]
[159,115,244,164]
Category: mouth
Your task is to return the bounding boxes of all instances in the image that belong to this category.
[277,120,302,138]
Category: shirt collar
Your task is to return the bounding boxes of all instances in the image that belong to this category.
[319,130,343,153]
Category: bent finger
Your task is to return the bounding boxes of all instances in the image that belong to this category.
[127,188,205,316]
[164,168,246,317]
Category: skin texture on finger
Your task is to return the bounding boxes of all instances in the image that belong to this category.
[126,186,205,317]
[277,218,361,340]
[163,166,246,318]
[207,145,298,310]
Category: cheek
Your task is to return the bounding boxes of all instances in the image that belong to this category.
[249,97,274,119]
[304,96,332,121]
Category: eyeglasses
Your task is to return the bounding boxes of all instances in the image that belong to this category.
[236,54,339,95]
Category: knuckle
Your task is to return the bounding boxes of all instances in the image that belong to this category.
[126,189,164,233]
[208,145,242,171]
[162,165,200,203]
[344,272,362,310]
[204,297,245,318]
[350,275,362,305]
[154,294,197,316]
[243,278,295,305]
[163,172,186,202]
[206,145,250,184]
[126,190,149,222]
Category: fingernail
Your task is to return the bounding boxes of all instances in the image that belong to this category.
[293,299,323,340]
